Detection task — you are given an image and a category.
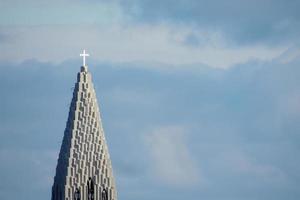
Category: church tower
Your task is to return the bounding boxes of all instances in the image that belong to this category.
[52,50,117,200]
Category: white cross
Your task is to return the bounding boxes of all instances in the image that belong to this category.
[80,49,90,66]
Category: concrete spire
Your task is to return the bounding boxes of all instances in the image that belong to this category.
[51,59,117,200]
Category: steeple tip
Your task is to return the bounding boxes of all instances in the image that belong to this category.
[80,49,90,67]
[80,65,88,72]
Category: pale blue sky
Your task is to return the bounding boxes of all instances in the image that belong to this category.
[0,1,300,200]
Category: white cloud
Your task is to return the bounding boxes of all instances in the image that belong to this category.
[144,126,200,186]
[0,24,288,69]
[276,45,300,64]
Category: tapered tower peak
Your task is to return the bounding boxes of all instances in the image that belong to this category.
[51,54,117,200]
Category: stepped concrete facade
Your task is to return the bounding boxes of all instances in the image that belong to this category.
[51,63,117,200]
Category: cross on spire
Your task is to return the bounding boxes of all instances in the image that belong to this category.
[80,49,89,66]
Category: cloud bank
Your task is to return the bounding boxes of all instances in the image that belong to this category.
[145,126,200,186]
[1,0,300,200]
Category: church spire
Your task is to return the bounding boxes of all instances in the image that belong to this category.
[51,52,117,200]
